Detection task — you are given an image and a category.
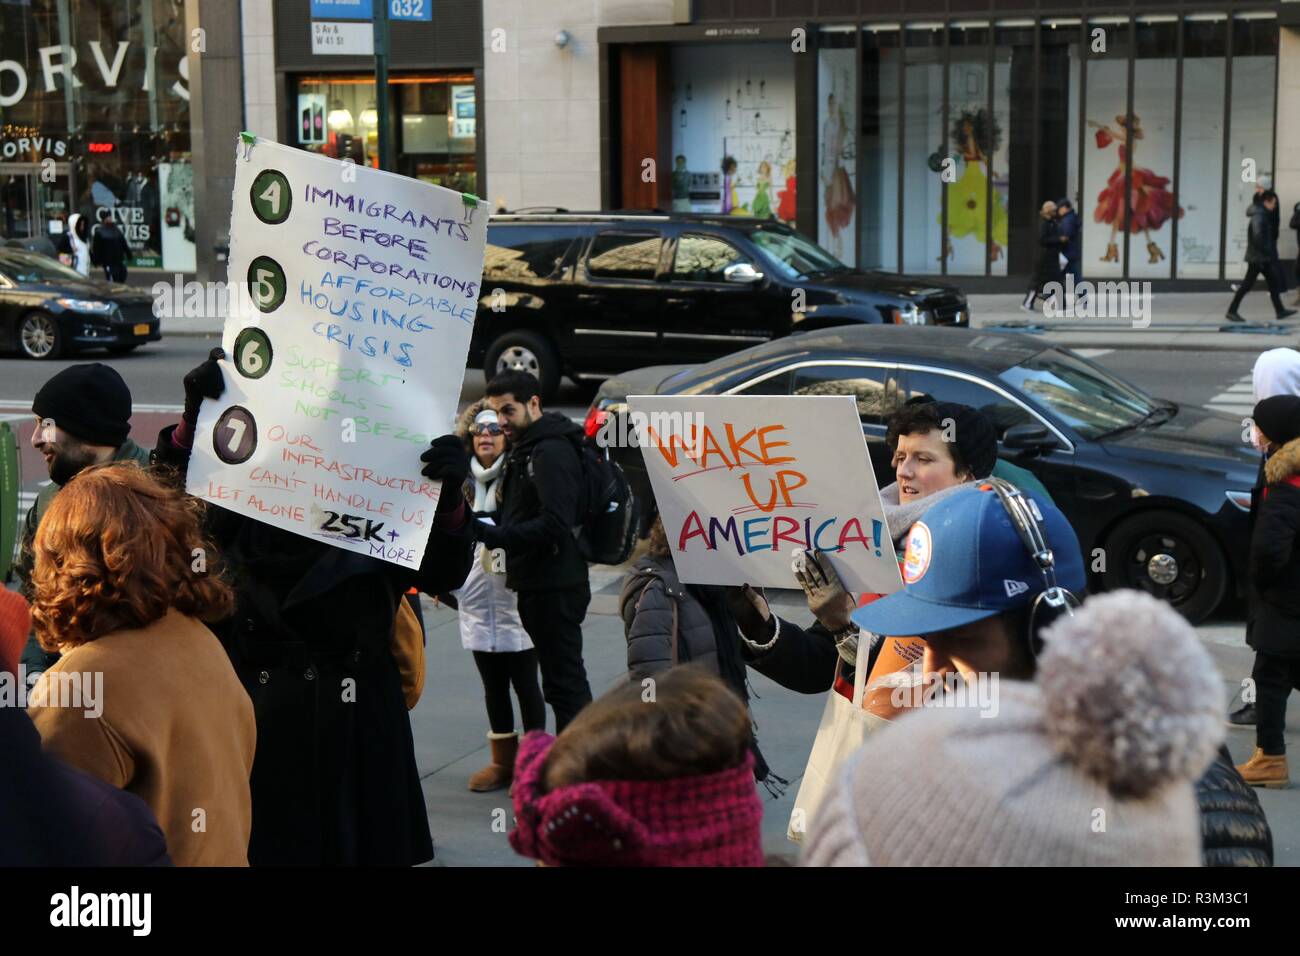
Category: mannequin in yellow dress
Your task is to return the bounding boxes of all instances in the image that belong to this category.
[941,111,1008,264]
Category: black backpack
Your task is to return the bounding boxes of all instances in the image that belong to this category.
[1291,202,1300,232]
[569,435,639,565]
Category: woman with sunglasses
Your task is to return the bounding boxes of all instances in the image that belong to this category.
[446,402,546,792]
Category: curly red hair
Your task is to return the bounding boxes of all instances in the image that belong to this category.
[31,461,234,650]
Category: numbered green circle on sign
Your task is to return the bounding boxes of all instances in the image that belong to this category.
[233,327,274,379]
[247,256,286,314]
[213,405,258,465]
[250,169,292,224]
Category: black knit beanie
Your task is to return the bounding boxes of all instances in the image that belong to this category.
[1254,394,1300,448]
[31,363,132,447]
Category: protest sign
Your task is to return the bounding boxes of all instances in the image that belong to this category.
[628,394,903,594]
[186,134,486,568]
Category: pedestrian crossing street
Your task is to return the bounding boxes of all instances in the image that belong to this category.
[1205,373,1257,419]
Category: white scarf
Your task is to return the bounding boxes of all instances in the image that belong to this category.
[470,455,504,513]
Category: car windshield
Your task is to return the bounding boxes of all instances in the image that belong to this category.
[749,226,846,280]
[0,251,85,284]
[999,349,1162,440]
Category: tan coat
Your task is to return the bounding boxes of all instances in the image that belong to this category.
[28,609,256,866]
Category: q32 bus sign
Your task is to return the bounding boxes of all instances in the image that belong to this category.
[309,0,432,20]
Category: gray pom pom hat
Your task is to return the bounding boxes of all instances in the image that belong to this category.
[801,589,1225,867]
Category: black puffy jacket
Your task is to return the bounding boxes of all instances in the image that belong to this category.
[621,555,722,679]
[1247,436,1300,659]
[1197,746,1273,867]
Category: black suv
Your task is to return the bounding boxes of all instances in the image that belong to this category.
[470,212,969,399]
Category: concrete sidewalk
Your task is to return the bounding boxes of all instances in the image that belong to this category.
[968,290,1300,350]
[412,579,1300,867]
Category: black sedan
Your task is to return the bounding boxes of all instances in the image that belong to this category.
[585,326,1258,624]
[0,248,160,359]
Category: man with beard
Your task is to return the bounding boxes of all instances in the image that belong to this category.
[16,364,150,677]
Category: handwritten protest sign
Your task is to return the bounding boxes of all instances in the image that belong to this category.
[628,394,903,594]
[186,134,486,567]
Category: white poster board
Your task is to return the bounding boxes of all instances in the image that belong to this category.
[629,394,903,595]
[186,134,486,568]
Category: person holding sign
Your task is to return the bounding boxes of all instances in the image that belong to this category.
[152,348,475,866]
[733,401,1002,713]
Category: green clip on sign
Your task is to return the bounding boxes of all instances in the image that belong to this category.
[0,422,19,581]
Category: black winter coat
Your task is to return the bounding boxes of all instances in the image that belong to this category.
[621,555,723,678]
[1197,746,1273,866]
[153,424,474,866]
[1,706,171,866]
[1247,436,1300,658]
[1245,207,1279,267]
[1034,218,1065,288]
[476,411,587,592]
[89,221,130,270]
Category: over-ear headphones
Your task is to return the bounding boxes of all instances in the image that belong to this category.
[979,477,1081,655]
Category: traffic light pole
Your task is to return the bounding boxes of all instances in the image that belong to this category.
[372,1,392,172]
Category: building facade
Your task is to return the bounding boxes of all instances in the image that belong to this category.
[484,0,1295,289]
[0,0,197,272]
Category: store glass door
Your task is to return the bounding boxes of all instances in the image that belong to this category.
[0,163,74,242]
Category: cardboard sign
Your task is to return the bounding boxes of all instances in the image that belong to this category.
[629,395,903,594]
[186,135,486,568]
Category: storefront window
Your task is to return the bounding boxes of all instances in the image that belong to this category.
[818,27,857,264]
[1225,14,1277,280]
[1081,18,1129,278]
[902,23,944,274]
[293,74,477,196]
[1177,15,1228,279]
[1129,17,1179,280]
[0,0,192,270]
[668,43,797,223]
[1004,19,1045,279]
[858,25,900,272]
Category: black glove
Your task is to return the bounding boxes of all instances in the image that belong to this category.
[183,347,226,425]
[420,435,470,515]
[726,584,775,643]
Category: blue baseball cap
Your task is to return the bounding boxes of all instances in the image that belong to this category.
[851,484,1086,638]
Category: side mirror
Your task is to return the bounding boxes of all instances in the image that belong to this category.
[1002,422,1057,452]
[723,262,764,284]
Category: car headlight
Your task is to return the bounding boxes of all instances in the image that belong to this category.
[1226,490,1252,513]
[57,297,115,314]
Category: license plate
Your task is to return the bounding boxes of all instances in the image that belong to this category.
[133,323,149,336]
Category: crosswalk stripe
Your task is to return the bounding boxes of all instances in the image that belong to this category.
[1205,372,1256,418]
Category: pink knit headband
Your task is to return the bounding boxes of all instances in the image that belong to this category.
[508,731,765,867]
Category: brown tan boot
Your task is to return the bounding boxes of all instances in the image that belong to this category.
[468,732,518,792]
[1235,747,1289,789]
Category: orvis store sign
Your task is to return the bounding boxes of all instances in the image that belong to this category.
[0,43,190,108]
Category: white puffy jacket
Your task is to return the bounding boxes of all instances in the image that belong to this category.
[453,542,532,653]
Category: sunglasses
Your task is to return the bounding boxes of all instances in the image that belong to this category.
[470,422,503,436]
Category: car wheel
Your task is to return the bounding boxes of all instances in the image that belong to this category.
[484,330,560,402]
[1100,510,1228,625]
[18,311,64,360]
[107,344,141,355]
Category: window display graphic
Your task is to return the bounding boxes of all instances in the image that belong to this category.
[671,44,796,225]
[942,107,1008,267]
[1089,114,1183,266]
[818,47,856,262]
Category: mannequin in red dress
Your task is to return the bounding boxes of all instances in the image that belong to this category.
[1089,115,1182,264]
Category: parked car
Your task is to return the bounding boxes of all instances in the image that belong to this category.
[585,326,1257,624]
[0,248,159,359]
[471,212,970,400]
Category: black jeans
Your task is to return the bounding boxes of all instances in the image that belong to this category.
[471,648,546,734]
[1253,652,1300,755]
[1229,261,1286,316]
[515,582,593,733]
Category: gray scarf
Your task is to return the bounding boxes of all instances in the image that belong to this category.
[470,456,505,513]
[879,481,976,548]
